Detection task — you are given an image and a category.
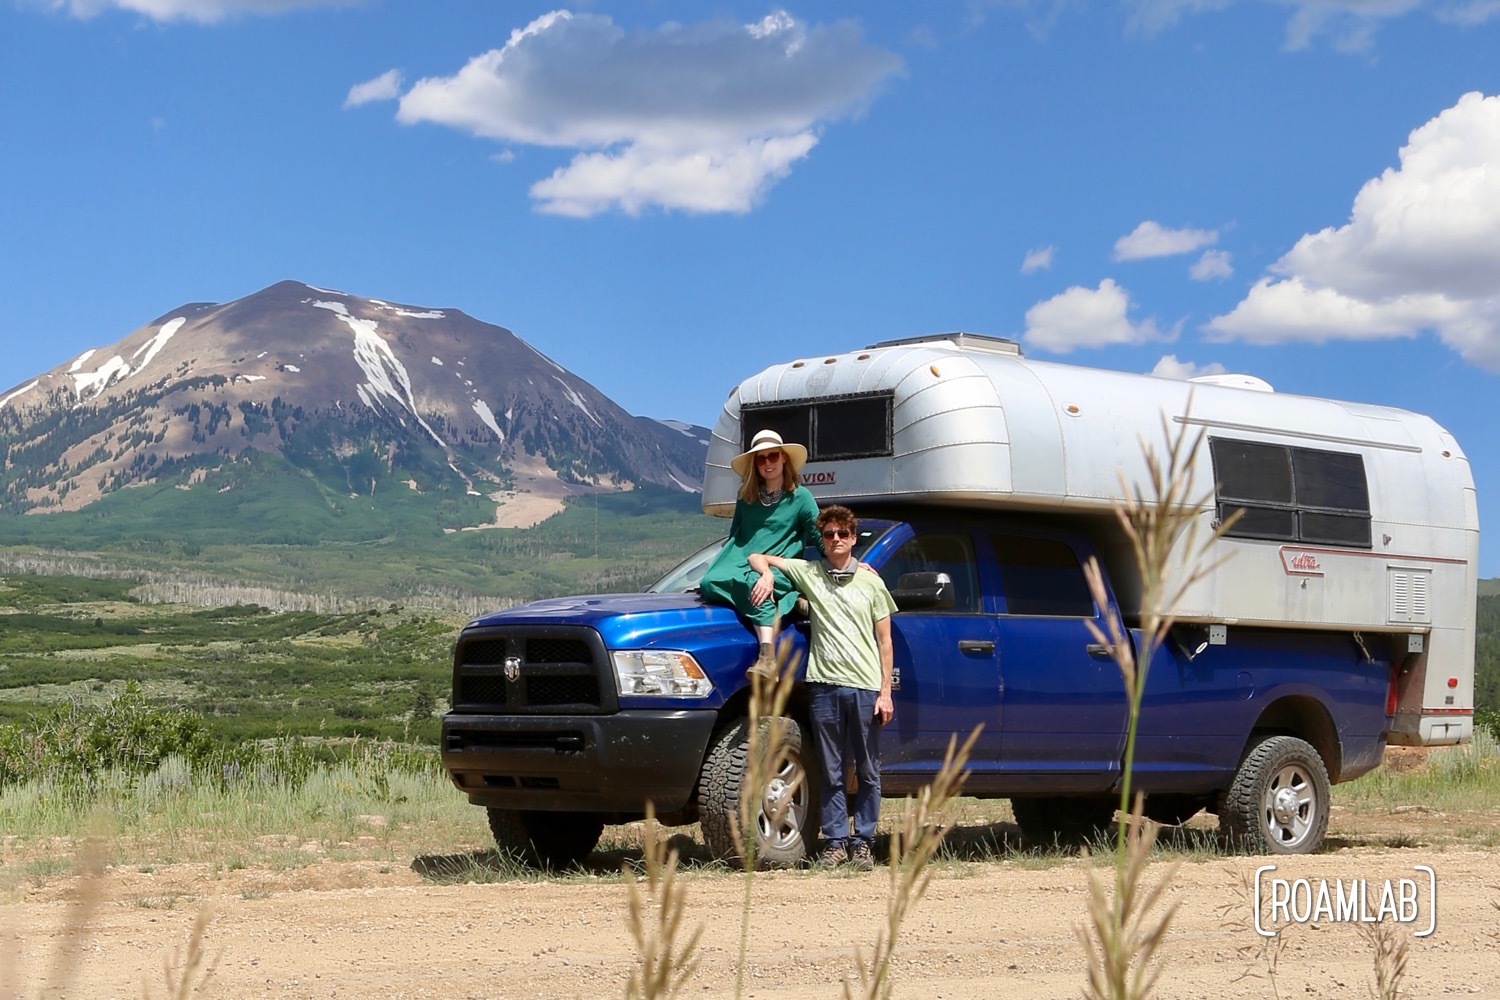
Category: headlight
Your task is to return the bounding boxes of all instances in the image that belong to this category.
[611,650,714,698]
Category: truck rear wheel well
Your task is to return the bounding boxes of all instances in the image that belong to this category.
[1245,696,1343,782]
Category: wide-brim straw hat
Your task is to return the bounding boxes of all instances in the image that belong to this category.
[731,429,808,478]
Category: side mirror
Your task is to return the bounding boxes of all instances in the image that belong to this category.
[891,571,954,611]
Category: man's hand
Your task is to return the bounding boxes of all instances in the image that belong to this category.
[874,689,894,724]
[750,569,775,607]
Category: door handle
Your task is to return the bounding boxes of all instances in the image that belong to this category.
[958,640,995,654]
[1086,643,1113,659]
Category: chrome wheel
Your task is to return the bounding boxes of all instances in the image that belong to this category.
[758,749,810,853]
[1263,762,1318,850]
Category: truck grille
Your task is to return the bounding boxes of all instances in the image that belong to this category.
[450,626,615,715]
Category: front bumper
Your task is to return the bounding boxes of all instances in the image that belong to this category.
[440,709,719,816]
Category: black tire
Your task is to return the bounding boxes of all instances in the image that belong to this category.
[1218,735,1331,855]
[1141,794,1206,827]
[1010,796,1117,848]
[486,808,604,870]
[697,716,818,869]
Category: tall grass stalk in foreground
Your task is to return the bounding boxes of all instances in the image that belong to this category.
[729,634,800,1000]
[0,836,217,1000]
[844,728,979,1000]
[1357,921,1409,1000]
[142,905,220,1000]
[623,807,702,1000]
[1215,868,1289,1000]
[1078,399,1233,1000]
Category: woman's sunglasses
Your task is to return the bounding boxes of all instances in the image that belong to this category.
[755,451,783,463]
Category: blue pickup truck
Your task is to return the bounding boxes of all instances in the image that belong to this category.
[440,509,1394,867]
[441,333,1476,867]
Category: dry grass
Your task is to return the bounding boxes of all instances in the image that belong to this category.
[0,836,217,1000]
[623,808,702,1000]
[1076,397,1229,1000]
[844,728,979,1000]
[1078,799,1181,1000]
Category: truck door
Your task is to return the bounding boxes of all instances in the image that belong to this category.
[990,532,1129,792]
[876,529,1002,780]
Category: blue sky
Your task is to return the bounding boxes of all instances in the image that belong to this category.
[2,0,1497,576]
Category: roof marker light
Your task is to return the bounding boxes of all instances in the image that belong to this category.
[1448,677,1459,688]
[930,365,941,377]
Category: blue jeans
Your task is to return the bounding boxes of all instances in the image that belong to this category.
[808,683,882,847]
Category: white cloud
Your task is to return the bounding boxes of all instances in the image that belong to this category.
[345,69,403,109]
[1150,354,1227,379]
[1022,278,1178,353]
[393,9,902,216]
[1207,91,1500,372]
[1114,220,1218,261]
[43,0,359,22]
[1190,248,1234,280]
[1020,245,1055,274]
[1123,0,1500,51]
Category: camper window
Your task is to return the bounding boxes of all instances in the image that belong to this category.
[741,392,894,462]
[1210,438,1372,548]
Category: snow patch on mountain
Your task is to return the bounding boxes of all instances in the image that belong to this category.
[472,399,505,441]
[312,298,447,449]
[72,355,131,399]
[528,342,565,374]
[68,349,96,373]
[553,376,601,427]
[0,380,38,408]
[131,317,185,373]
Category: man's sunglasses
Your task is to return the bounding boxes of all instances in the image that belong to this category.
[821,528,854,540]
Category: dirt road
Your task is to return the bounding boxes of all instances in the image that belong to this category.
[6,809,1499,1000]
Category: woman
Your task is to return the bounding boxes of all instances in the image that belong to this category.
[698,429,820,677]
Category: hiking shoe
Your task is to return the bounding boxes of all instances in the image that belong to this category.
[815,843,848,868]
[849,841,875,872]
[746,650,778,680]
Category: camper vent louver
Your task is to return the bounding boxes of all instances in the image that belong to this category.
[1387,568,1431,624]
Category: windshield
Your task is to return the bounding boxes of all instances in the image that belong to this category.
[646,520,897,594]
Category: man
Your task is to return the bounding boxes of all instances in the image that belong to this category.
[748,504,896,871]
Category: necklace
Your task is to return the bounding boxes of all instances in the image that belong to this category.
[759,487,784,506]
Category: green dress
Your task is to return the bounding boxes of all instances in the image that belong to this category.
[698,487,820,627]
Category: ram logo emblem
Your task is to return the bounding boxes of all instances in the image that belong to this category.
[504,656,522,682]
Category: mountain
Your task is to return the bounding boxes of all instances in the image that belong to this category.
[0,281,709,531]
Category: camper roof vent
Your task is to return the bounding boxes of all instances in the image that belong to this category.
[869,332,1024,357]
[1189,373,1275,392]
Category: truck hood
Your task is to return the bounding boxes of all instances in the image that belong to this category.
[464,592,754,651]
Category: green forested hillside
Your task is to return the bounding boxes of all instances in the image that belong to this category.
[0,457,724,608]
[1477,590,1499,712]
[0,573,460,743]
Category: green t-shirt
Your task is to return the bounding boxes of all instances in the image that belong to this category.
[779,559,897,691]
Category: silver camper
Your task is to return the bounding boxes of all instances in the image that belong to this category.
[705,333,1479,747]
